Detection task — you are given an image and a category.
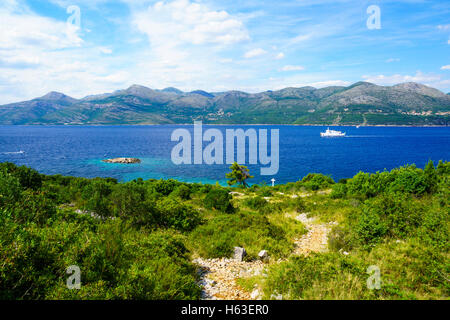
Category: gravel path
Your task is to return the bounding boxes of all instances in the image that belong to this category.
[193,258,265,300]
[293,213,335,255]
[194,212,335,300]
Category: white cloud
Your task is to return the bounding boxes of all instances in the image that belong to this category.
[361,71,449,91]
[0,2,135,103]
[290,33,313,44]
[244,48,267,59]
[441,65,450,70]
[124,0,254,94]
[275,52,285,60]
[281,65,305,71]
[386,58,400,63]
[0,55,40,68]
[99,47,113,54]
[134,0,249,46]
[362,72,441,85]
[437,24,450,31]
[306,80,351,88]
[0,7,83,51]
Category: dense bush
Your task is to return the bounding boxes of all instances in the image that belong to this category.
[0,171,22,208]
[330,183,347,199]
[355,207,388,248]
[156,198,201,232]
[81,180,114,217]
[300,173,335,191]
[152,179,178,196]
[244,196,268,210]
[110,182,158,228]
[0,162,42,190]
[346,162,440,199]
[203,188,234,213]
[171,185,191,200]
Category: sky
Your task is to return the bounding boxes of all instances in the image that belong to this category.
[0,0,449,104]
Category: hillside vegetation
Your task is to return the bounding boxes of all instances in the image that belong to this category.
[0,160,449,299]
[0,82,449,126]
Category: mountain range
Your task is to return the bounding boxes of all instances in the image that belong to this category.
[0,82,449,126]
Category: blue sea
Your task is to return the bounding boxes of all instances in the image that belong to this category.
[0,125,449,185]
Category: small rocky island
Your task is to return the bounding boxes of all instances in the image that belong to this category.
[102,158,141,164]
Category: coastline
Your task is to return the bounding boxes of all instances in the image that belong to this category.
[1,123,449,127]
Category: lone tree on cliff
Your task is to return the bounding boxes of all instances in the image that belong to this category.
[226,162,253,188]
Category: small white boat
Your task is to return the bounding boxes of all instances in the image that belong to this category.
[320,127,346,137]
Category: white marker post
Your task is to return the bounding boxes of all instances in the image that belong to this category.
[271,178,276,187]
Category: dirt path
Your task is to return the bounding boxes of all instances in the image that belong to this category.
[193,258,264,300]
[194,212,335,300]
[293,213,335,256]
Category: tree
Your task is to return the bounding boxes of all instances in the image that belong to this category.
[424,160,438,194]
[226,162,253,188]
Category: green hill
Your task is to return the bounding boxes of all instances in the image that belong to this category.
[1,82,449,125]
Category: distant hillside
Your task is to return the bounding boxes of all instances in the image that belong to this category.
[0,82,449,125]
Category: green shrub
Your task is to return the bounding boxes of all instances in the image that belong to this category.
[152,179,178,196]
[347,166,432,198]
[11,191,57,226]
[81,180,114,217]
[0,162,42,190]
[364,194,423,239]
[436,160,450,176]
[355,207,387,248]
[257,187,273,197]
[388,166,427,195]
[416,209,449,249]
[330,183,347,199]
[424,160,438,194]
[203,188,234,213]
[301,173,335,191]
[171,185,191,200]
[347,171,371,198]
[244,196,267,210]
[293,197,306,213]
[328,225,356,252]
[0,171,22,208]
[156,198,201,232]
[110,182,158,228]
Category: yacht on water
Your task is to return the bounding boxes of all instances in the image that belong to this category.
[320,127,346,137]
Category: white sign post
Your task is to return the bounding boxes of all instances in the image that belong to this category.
[271,178,276,187]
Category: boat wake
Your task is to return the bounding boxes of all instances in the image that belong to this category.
[2,150,25,155]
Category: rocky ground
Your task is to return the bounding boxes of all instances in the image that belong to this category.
[193,207,335,300]
[193,258,265,300]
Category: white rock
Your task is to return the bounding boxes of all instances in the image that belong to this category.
[270,293,283,300]
[233,247,247,261]
[258,250,269,262]
[251,289,260,299]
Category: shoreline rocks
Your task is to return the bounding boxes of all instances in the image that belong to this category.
[102,157,141,164]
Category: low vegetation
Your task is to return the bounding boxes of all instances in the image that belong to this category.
[0,160,448,300]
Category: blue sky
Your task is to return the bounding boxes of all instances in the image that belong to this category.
[0,0,449,103]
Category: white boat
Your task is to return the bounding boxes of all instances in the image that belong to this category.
[320,127,346,137]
